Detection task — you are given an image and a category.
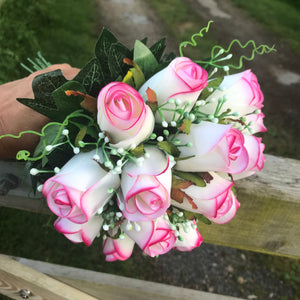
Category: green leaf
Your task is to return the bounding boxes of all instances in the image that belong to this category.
[17,98,58,120]
[17,69,67,119]
[133,40,158,79]
[108,42,132,80]
[74,58,105,97]
[94,28,118,83]
[150,38,166,62]
[52,81,87,122]
[173,170,206,187]
[200,76,224,100]
[157,141,180,157]
[32,69,67,103]
[140,37,148,45]
[33,124,63,158]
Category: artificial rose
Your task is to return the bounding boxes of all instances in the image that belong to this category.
[245,112,267,134]
[97,82,154,149]
[173,220,203,252]
[171,172,234,220]
[54,215,102,246]
[43,150,120,223]
[232,135,265,180]
[123,215,176,257]
[200,69,264,117]
[209,190,240,224]
[139,57,208,122]
[102,234,135,262]
[118,146,173,221]
[175,121,249,174]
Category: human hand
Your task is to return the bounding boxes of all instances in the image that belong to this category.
[0,64,80,159]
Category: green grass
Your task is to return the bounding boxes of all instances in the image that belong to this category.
[0,0,97,84]
[230,0,300,56]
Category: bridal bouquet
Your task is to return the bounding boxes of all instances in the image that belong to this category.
[1,22,273,261]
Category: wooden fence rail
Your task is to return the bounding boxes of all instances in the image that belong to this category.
[1,154,299,258]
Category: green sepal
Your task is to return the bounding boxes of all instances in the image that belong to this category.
[200,76,224,100]
[157,141,180,157]
[172,170,206,187]
[180,118,192,134]
[184,211,212,225]
[134,40,158,79]
[52,81,87,122]
[130,144,144,158]
[174,155,195,162]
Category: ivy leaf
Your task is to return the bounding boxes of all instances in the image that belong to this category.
[108,42,132,80]
[149,38,166,62]
[16,99,58,120]
[74,58,105,97]
[17,69,67,119]
[51,81,86,122]
[200,76,224,100]
[172,170,206,187]
[134,40,158,79]
[157,141,180,157]
[94,28,118,83]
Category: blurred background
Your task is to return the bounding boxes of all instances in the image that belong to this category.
[0,0,299,299]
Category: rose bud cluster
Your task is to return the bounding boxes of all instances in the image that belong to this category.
[41,55,266,261]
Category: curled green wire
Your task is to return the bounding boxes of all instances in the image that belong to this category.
[179,21,214,57]
[0,110,96,162]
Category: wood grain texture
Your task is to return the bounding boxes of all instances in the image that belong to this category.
[0,154,299,257]
[10,256,247,300]
[0,255,99,300]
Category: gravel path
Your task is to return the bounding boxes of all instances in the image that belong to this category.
[94,1,299,299]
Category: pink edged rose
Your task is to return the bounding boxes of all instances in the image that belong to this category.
[171,172,235,220]
[54,215,102,246]
[232,135,265,180]
[201,69,264,116]
[245,112,267,134]
[118,146,173,221]
[102,234,135,262]
[123,215,176,257]
[209,190,240,224]
[43,150,120,223]
[97,82,154,149]
[175,121,249,174]
[173,220,203,252]
[139,57,208,122]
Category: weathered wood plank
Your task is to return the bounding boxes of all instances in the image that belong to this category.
[10,256,246,300]
[0,254,100,300]
[0,154,299,257]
